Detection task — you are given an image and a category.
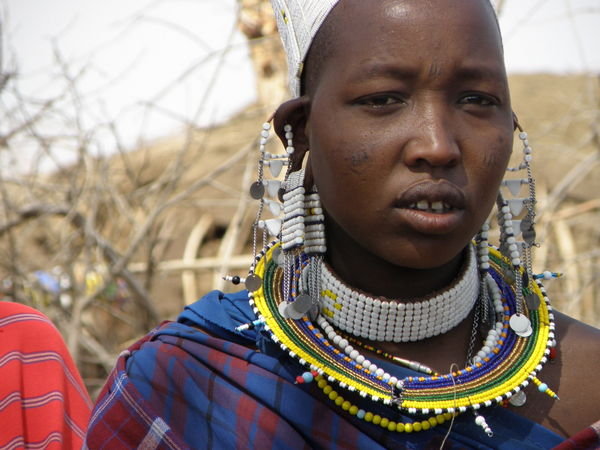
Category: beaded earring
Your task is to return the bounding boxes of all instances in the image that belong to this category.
[303,187,326,319]
[304,191,326,255]
[245,122,275,292]
[242,120,292,291]
[466,221,495,365]
[251,123,323,320]
[502,123,538,280]
[495,122,541,337]
[281,168,306,251]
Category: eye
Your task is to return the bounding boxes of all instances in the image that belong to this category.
[355,94,405,109]
[458,93,498,106]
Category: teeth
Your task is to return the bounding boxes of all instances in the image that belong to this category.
[410,201,453,213]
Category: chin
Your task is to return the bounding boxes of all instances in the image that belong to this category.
[380,239,470,271]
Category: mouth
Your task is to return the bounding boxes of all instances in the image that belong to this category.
[393,181,466,234]
[395,181,466,211]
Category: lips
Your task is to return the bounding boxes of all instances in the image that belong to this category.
[395,181,466,211]
[393,181,466,233]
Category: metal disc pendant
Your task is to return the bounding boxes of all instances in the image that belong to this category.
[509,390,527,407]
[293,294,313,313]
[249,182,265,200]
[510,313,531,335]
[285,294,313,319]
[284,304,305,320]
[245,274,262,292]
[278,301,291,319]
[521,218,536,244]
[525,292,540,310]
[517,325,533,337]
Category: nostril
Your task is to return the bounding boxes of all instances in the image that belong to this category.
[403,139,461,168]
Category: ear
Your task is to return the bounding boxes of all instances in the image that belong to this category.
[512,111,521,131]
[273,97,311,172]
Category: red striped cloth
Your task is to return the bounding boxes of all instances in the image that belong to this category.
[554,420,600,450]
[0,302,92,449]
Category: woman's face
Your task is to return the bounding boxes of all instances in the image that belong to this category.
[303,0,514,271]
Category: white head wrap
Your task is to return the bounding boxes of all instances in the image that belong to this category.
[270,0,341,97]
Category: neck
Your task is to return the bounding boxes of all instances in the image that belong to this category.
[325,226,466,300]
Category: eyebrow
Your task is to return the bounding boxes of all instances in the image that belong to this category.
[347,62,506,84]
[451,65,507,83]
[348,63,418,84]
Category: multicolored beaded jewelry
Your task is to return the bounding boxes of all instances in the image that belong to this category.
[247,241,558,435]
[319,245,479,342]
[338,334,439,376]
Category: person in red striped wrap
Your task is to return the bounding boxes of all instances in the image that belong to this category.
[0,302,91,449]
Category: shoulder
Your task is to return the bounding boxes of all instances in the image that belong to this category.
[180,289,257,338]
[0,301,50,320]
[538,311,600,436]
[0,302,64,350]
[554,310,600,368]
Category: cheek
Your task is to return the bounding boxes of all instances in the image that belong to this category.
[311,126,382,186]
[349,151,370,173]
[470,131,513,209]
[482,133,512,170]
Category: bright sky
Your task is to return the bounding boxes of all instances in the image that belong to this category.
[499,0,599,73]
[1,0,599,171]
[2,0,256,153]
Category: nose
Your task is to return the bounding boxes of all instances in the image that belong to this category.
[402,104,461,168]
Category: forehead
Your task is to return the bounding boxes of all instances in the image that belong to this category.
[313,0,504,84]
[329,0,499,37]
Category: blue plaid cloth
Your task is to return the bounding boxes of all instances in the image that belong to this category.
[85,290,564,449]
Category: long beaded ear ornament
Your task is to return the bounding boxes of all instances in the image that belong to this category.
[502,125,538,283]
[242,120,292,292]
[237,121,325,320]
[499,124,543,336]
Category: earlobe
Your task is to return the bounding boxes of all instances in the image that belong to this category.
[274,97,311,171]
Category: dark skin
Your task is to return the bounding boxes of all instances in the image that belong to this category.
[273,0,600,439]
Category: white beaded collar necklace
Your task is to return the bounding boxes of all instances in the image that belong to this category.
[319,245,479,342]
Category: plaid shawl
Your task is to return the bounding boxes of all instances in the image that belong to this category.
[85,290,566,449]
